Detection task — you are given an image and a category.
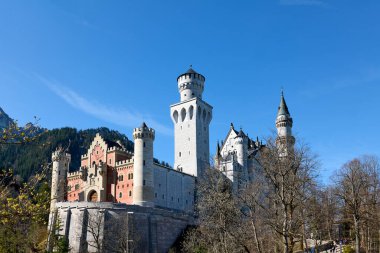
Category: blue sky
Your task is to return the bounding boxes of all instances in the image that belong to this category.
[1,0,379,184]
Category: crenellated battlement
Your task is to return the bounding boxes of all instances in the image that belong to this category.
[115,159,134,166]
[133,123,155,140]
[68,170,82,177]
[52,148,71,162]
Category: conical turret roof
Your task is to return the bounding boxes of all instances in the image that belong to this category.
[140,122,148,128]
[277,92,290,117]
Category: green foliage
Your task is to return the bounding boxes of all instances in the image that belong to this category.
[54,237,71,253]
[0,165,51,252]
[343,245,355,253]
[0,127,134,180]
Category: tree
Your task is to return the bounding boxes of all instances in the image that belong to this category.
[0,165,51,252]
[335,156,380,253]
[182,169,248,253]
[0,120,51,252]
[256,138,318,253]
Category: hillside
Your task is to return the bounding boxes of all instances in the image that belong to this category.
[0,126,134,180]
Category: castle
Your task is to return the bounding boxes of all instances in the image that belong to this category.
[47,67,294,252]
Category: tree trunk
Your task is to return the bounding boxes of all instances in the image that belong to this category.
[249,210,263,253]
[354,215,360,253]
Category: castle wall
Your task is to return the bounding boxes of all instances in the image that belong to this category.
[153,164,195,212]
[55,202,193,253]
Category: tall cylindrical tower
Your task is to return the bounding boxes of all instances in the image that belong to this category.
[234,130,247,169]
[133,122,155,207]
[50,148,71,210]
[47,148,71,251]
[171,67,212,177]
[276,92,295,155]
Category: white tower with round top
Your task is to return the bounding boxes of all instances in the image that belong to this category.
[133,122,155,207]
[170,67,212,177]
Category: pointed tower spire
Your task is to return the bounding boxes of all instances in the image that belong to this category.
[277,91,290,117]
[275,91,295,155]
[216,140,221,156]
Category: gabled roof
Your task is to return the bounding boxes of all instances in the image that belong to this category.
[220,123,238,151]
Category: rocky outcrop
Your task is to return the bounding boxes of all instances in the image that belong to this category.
[0,107,13,129]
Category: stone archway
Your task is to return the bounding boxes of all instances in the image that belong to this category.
[88,190,98,202]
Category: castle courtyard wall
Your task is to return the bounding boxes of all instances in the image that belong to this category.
[55,202,193,253]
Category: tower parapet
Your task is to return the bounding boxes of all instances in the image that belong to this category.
[133,122,155,207]
[177,67,205,102]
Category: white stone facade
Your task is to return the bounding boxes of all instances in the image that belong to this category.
[171,68,212,177]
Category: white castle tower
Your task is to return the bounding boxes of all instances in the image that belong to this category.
[276,92,295,155]
[234,129,249,183]
[170,67,213,177]
[133,122,155,207]
[47,148,71,251]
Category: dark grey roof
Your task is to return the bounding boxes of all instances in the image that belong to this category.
[235,129,246,138]
[104,139,123,149]
[186,67,197,74]
[140,122,148,128]
[277,92,290,117]
[177,66,205,81]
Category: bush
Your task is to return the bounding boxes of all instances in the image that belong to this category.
[343,245,355,253]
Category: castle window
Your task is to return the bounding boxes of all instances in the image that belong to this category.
[58,171,60,175]
[109,159,111,164]
[129,191,132,196]
[119,192,122,198]
[67,185,72,192]
[143,160,145,166]
[75,184,79,190]
[179,152,181,157]
[143,180,146,186]
[143,142,145,147]
[128,174,130,180]
[131,173,133,179]
[119,175,124,181]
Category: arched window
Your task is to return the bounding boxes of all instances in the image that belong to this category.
[119,192,122,198]
[189,105,194,120]
[173,110,179,123]
[88,191,98,202]
[181,108,186,122]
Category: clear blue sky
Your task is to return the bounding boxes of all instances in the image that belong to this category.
[1,0,379,185]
